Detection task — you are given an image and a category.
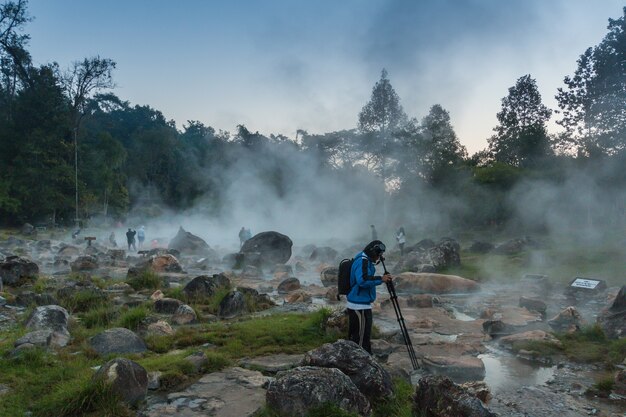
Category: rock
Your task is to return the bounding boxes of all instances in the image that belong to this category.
[239,353,304,374]
[240,231,293,265]
[172,304,197,325]
[421,355,486,382]
[519,296,547,315]
[284,290,311,304]
[93,358,148,406]
[482,320,517,337]
[89,327,147,356]
[613,369,626,397]
[548,306,583,333]
[218,291,246,319]
[597,285,626,339]
[183,273,231,300]
[371,339,393,362]
[184,351,208,373]
[128,254,182,277]
[154,297,183,314]
[493,237,528,254]
[277,277,301,293]
[58,245,80,258]
[320,267,338,287]
[146,320,174,336]
[150,290,164,301]
[14,329,70,348]
[21,223,35,235]
[499,330,561,349]
[325,287,339,302]
[301,339,393,401]
[460,381,492,404]
[295,261,307,272]
[413,375,497,417]
[0,256,39,286]
[25,305,69,332]
[272,264,293,274]
[309,246,338,264]
[144,367,268,417]
[266,366,371,417]
[70,255,98,272]
[322,309,348,335]
[16,291,57,307]
[468,241,494,254]
[394,272,479,294]
[168,226,211,255]
[407,294,436,308]
[394,238,461,273]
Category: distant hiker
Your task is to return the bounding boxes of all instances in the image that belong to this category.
[347,240,392,354]
[126,228,137,251]
[239,227,247,248]
[370,224,378,241]
[109,232,117,247]
[137,226,146,249]
[245,228,252,241]
[72,228,81,240]
[396,227,406,256]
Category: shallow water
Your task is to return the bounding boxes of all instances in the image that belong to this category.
[479,346,555,393]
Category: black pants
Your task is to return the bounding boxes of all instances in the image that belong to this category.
[348,308,373,354]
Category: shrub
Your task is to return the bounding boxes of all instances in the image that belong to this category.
[126,270,162,291]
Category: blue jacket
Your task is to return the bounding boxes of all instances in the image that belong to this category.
[347,251,383,305]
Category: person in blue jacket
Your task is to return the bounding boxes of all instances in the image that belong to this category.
[347,240,392,354]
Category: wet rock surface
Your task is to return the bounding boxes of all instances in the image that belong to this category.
[413,375,497,417]
[240,231,293,265]
[94,358,148,406]
[0,255,39,286]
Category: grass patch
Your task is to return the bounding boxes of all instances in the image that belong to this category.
[592,373,615,394]
[372,378,414,417]
[58,289,109,313]
[205,287,232,314]
[80,305,120,329]
[163,286,186,301]
[114,304,150,331]
[126,270,162,291]
[513,325,626,365]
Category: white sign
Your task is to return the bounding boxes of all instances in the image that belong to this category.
[571,278,601,289]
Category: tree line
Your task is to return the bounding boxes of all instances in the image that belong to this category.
[1,0,625,232]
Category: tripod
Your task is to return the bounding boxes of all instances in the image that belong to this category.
[381,258,419,370]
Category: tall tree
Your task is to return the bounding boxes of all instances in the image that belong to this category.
[488,74,553,167]
[358,69,407,176]
[556,7,626,154]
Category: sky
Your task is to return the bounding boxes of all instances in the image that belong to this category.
[25,0,625,153]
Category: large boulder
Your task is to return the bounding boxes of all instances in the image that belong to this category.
[597,285,626,339]
[127,254,182,277]
[309,246,338,264]
[394,238,460,273]
[240,231,293,265]
[168,226,211,255]
[421,356,486,382]
[394,272,480,294]
[218,290,246,319]
[90,328,147,356]
[153,297,183,314]
[70,255,98,272]
[548,306,583,333]
[301,339,393,401]
[183,273,231,300]
[25,305,69,332]
[277,277,301,293]
[21,223,35,236]
[93,358,148,406]
[413,375,497,417]
[320,266,338,287]
[266,366,371,417]
[0,256,38,286]
[499,330,561,350]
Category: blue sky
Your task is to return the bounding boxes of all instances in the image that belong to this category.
[26,0,624,153]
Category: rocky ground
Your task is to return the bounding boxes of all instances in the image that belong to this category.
[0,228,624,416]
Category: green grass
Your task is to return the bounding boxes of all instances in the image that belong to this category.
[58,289,109,313]
[126,270,162,291]
[80,305,120,329]
[512,325,626,365]
[114,304,150,331]
[592,373,615,394]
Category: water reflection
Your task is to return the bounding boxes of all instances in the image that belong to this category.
[479,347,555,393]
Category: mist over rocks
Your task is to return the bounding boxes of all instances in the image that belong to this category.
[394,272,480,294]
[393,237,460,273]
[0,255,38,286]
[168,226,212,256]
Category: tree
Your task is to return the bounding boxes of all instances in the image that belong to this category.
[0,0,32,89]
[556,7,626,154]
[61,56,116,224]
[488,74,553,167]
[357,69,407,220]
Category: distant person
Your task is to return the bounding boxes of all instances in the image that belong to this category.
[109,232,117,247]
[370,224,378,241]
[239,227,247,248]
[126,228,136,251]
[396,227,406,256]
[245,228,252,241]
[347,240,392,354]
[137,226,146,249]
[72,228,81,240]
